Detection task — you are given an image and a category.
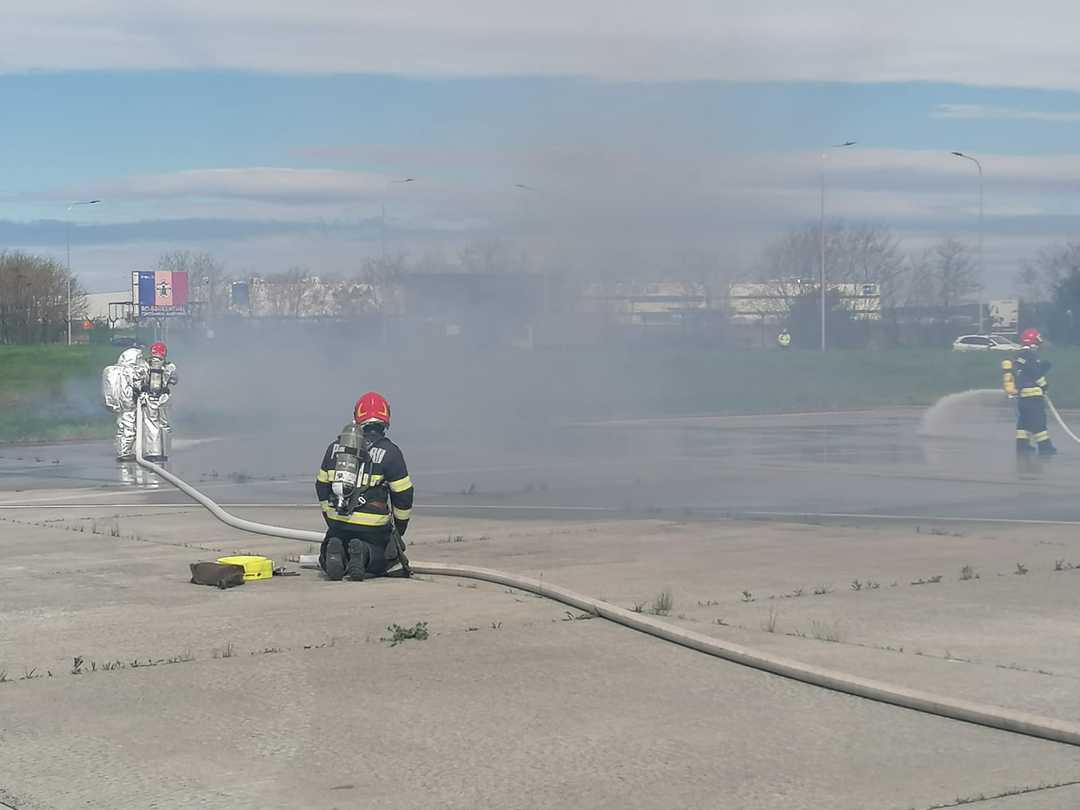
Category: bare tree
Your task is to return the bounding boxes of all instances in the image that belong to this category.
[757,222,907,305]
[458,240,529,274]
[258,268,322,317]
[1015,242,1080,302]
[0,251,82,344]
[907,238,982,310]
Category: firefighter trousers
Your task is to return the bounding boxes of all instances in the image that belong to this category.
[1016,395,1051,450]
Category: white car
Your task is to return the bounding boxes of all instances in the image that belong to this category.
[952,334,1021,352]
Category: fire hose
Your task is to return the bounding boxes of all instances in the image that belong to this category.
[1047,396,1080,445]
[134,404,1080,748]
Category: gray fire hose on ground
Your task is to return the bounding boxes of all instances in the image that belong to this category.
[134,404,1080,748]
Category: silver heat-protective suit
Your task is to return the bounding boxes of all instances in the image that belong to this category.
[140,355,178,461]
[102,348,146,460]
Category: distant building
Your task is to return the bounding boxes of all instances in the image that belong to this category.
[728,281,881,322]
[84,291,137,328]
[580,281,708,326]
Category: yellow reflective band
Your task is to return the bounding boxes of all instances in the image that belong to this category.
[316,469,331,483]
[1034,431,1050,442]
[1001,360,1013,370]
[1020,388,1044,397]
[1036,377,1048,387]
[1016,430,1030,439]
[322,506,391,526]
[388,475,413,493]
[393,506,412,521]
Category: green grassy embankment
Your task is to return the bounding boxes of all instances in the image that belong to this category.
[547,347,1080,417]
[0,345,118,443]
[3,344,1080,443]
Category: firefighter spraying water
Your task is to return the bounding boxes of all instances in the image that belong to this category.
[315,392,413,581]
[1001,328,1057,458]
[101,342,179,462]
[141,342,179,462]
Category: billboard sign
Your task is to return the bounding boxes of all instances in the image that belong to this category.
[989,298,1018,333]
[132,270,188,316]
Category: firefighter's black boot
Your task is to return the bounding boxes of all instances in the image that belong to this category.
[323,537,345,581]
[347,539,371,582]
[1038,440,1058,457]
[1016,439,1034,456]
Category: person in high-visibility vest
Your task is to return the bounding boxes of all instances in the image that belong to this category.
[777,329,792,349]
[1001,328,1056,457]
[315,392,413,581]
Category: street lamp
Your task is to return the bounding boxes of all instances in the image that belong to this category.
[380,178,416,260]
[65,199,102,345]
[819,141,856,352]
[951,151,984,331]
[512,183,547,313]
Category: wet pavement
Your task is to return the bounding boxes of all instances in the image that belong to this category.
[3,398,1079,524]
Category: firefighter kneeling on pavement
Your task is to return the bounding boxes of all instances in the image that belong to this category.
[1002,328,1057,457]
[315,392,413,581]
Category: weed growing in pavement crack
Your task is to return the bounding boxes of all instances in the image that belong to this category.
[651,589,674,615]
[740,590,754,603]
[812,585,832,596]
[1015,562,1029,575]
[959,565,978,581]
[382,622,430,646]
[761,607,779,633]
[808,620,845,643]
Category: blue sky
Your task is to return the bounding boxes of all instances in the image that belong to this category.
[5,2,1080,294]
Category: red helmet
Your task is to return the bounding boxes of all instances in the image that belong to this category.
[1020,328,1043,347]
[149,341,168,358]
[354,391,390,427]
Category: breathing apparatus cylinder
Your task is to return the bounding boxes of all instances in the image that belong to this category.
[147,356,167,397]
[331,423,367,515]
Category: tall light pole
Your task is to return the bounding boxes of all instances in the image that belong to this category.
[512,183,547,314]
[819,141,856,352]
[380,178,416,260]
[65,199,101,345]
[951,151,984,331]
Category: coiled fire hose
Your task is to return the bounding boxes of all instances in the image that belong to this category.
[134,404,1080,747]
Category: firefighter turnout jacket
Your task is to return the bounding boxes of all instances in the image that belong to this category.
[315,435,414,534]
[1001,349,1050,399]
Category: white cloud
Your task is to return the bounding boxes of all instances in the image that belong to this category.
[933,104,1080,122]
[5,1,1080,89]
[10,143,1080,295]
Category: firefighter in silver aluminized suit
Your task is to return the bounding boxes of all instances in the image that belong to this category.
[140,341,178,461]
[103,347,146,461]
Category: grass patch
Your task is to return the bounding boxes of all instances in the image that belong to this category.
[0,345,118,443]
